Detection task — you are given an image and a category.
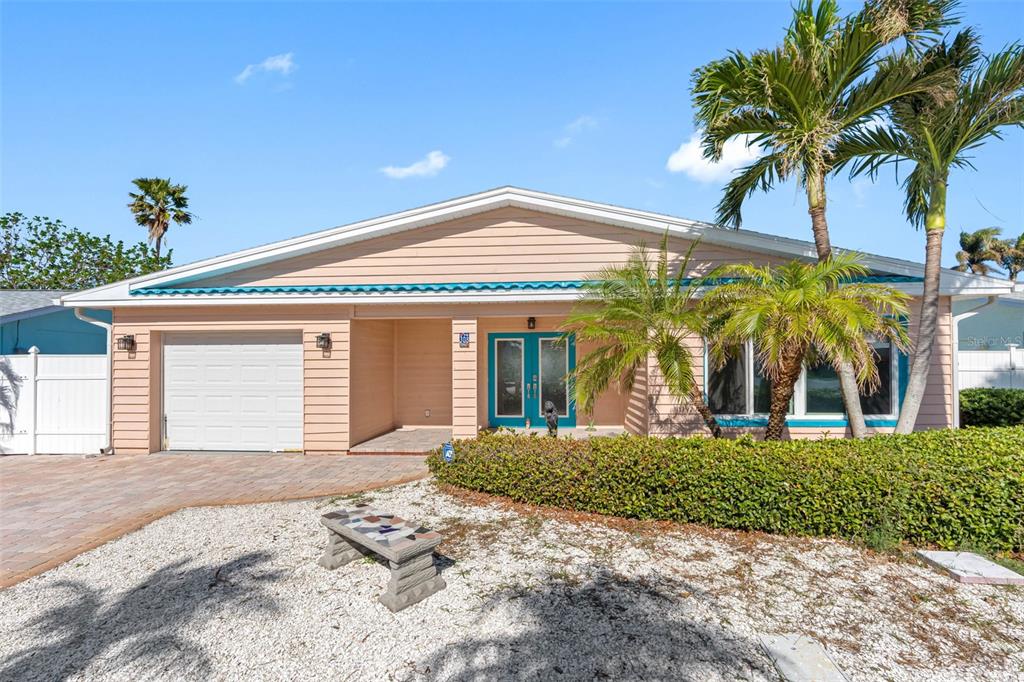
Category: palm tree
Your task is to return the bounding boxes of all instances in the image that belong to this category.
[562,237,724,438]
[701,254,910,440]
[127,178,193,259]
[995,231,1024,281]
[954,227,1004,275]
[691,0,953,438]
[839,31,1024,433]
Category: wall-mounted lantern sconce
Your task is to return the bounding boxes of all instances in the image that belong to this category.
[315,332,332,350]
[527,317,536,330]
[116,334,136,352]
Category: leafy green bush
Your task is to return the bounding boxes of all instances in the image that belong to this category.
[428,428,1024,551]
[960,388,1024,427]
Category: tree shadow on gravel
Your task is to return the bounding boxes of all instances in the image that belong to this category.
[421,568,777,681]
[0,551,282,682]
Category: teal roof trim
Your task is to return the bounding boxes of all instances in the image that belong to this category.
[130,275,922,297]
[131,280,587,296]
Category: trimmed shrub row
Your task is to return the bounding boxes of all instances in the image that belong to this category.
[428,428,1024,551]
[961,388,1024,427]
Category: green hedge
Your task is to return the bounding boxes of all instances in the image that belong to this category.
[961,388,1024,427]
[428,428,1024,551]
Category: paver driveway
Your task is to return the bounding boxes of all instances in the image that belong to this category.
[0,453,428,588]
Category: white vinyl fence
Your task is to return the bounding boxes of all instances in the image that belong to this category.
[0,349,108,455]
[958,346,1024,390]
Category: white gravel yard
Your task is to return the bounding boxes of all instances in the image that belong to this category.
[1,480,1021,682]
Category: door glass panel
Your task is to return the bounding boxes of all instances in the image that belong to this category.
[495,340,523,416]
[539,338,568,416]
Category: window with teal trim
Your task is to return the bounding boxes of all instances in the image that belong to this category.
[705,339,898,420]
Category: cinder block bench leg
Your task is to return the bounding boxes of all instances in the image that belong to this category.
[318,530,366,570]
[378,550,446,613]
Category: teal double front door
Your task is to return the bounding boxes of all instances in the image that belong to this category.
[488,332,576,428]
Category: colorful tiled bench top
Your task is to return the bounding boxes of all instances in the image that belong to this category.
[320,505,442,563]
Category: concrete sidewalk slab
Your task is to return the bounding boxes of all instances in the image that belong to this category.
[916,551,1024,586]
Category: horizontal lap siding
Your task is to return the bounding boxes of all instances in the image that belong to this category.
[111,326,152,454]
[648,335,708,437]
[910,296,953,429]
[396,319,452,426]
[184,208,784,288]
[111,306,352,455]
[349,320,395,446]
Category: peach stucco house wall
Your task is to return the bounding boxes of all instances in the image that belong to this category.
[61,188,1016,455]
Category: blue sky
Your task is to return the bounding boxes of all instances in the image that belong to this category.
[3,1,1022,272]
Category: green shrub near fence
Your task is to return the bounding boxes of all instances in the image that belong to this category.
[428,428,1024,551]
[960,388,1024,427]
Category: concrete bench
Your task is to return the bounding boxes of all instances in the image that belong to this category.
[317,505,446,612]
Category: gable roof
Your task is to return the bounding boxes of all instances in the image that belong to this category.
[59,186,1019,307]
[1,290,72,322]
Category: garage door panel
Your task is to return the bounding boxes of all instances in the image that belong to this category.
[164,332,303,452]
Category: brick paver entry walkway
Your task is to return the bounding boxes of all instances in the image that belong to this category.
[0,453,429,588]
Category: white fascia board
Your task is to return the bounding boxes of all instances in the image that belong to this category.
[58,290,584,307]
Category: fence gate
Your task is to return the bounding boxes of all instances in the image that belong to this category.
[0,349,108,455]
[958,347,1024,390]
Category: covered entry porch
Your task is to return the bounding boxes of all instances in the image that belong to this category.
[347,309,634,452]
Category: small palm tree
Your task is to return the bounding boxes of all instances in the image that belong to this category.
[995,231,1024,281]
[955,227,1004,275]
[839,31,1024,433]
[691,0,952,438]
[128,178,193,259]
[562,237,724,438]
[701,254,910,440]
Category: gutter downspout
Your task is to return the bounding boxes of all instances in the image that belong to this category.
[951,296,999,428]
[74,308,113,454]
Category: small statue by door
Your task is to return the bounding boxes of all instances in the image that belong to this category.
[543,401,559,437]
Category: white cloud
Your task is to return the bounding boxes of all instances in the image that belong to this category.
[554,115,598,148]
[235,52,296,85]
[380,150,450,179]
[666,131,763,183]
[851,178,872,207]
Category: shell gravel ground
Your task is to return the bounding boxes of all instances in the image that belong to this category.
[0,480,1021,681]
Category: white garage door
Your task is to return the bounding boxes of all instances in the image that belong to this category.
[163,332,303,451]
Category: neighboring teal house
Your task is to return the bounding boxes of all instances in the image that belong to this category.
[955,293,1024,350]
[0,290,110,355]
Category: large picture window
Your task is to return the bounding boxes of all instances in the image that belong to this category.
[706,341,898,419]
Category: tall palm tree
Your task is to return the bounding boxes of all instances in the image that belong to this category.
[995,231,1024,281]
[562,237,724,438]
[954,227,1003,275]
[839,31,1024,432]
[127,178,193,259]
[691,0,953,438]
[701,254,910,440]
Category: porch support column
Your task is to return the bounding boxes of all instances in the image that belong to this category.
[451,318,478,440]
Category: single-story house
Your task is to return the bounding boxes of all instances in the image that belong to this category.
[59,188,1020,455]
[1,290,110,355]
